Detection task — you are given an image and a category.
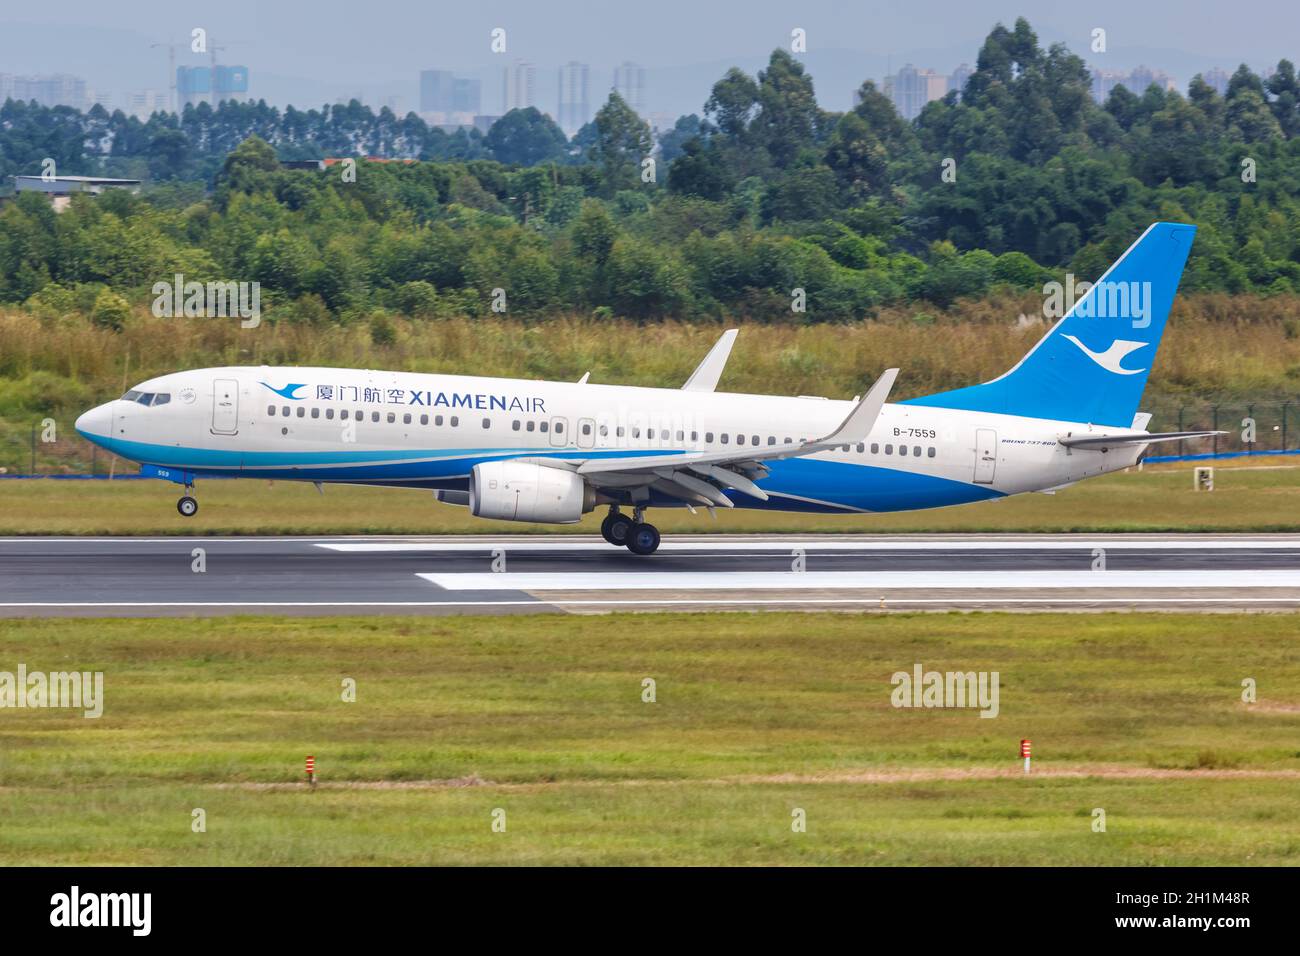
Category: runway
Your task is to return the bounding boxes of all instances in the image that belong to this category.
[2,534,1299,616]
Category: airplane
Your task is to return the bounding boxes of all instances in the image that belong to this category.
[75,222,1221,555]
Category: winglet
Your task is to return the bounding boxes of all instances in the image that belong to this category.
[816,369,898,446]
[682,329,738,392]
[576,372,590,385]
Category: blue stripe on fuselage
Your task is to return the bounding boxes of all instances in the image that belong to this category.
[77,433,1002,513]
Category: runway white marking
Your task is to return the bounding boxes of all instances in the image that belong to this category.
[326,539,1300,553]
[417,569,1300,591]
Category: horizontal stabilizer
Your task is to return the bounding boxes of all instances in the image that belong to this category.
[1058,430,1225,449]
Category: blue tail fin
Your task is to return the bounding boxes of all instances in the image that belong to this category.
[903,222,1196,426]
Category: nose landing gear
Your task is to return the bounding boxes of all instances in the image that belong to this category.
[177,486,198,517]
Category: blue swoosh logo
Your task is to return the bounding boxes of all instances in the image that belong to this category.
[260,381,309,400]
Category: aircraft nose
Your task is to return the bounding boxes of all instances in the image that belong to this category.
[75,403,113,441]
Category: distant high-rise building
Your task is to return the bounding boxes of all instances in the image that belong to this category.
[557,61,590,135]
[0,73,89,109]
[452,77,480,114]
[1090,65,1176,103]
[1201,67,1231,96]
[420,69,454,112]
[419,70,480,126]
[612,61,646,114]
[125,90,168,119]
[176,65,249,108]
[883,64,947,120]
[502,60,536,113]
[949,64,973,101]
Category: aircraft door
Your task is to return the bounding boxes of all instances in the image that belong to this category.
[550,417,568,447]
[212,379,239,435]
[974,428,998,483]
[576,418,596,449]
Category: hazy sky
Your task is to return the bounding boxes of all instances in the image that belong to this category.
[3,0,1297,116]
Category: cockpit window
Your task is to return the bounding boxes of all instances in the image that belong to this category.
[119,390,170,407]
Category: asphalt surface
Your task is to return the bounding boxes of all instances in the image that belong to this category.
[1,534,1299,616]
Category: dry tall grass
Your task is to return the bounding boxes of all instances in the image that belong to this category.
[2,291,1298,406]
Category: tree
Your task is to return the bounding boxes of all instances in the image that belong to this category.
[484,108,567,166]
[587,92,652,195]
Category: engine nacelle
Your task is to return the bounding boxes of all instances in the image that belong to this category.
[469,460,595,524]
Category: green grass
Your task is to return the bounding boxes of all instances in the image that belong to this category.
[1,459,1297,534]
[1,613,1299,864]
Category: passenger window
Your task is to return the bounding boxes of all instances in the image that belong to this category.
[403,413,412,425]
[676,430,684,441]
[898,445,908,456]
[784,437,793,444]
[913,446,921,457]
[721,434,729,444]
[450,416,459,426]
[512,420,521,431]
[871,443,879,454]
[282,406,290,416]
[706,432,714,442]
[582,423,591,436]
[386,412,395,423]
[526,421,535,432]
[885,444,893,454]
[599,425,608,437]
[540,421,549,433]
[927,446,936,458]
[341,409,349,420]
[555,422,564,434]
[736,434,743,445]
[482,417,490,429]
[297,407,305,418]
[435,415,444,426]
[691,431,698,441]
[419,414,427,425]
[659,429,667,440]
[857,442,864,452]
[311,408,320,419]
[327,409,335,420]
[751,435,758,446]
[371,411,380,422]
[768,436,776,445]
[355,409,362,420]
[267,405,275,416]
[632,427,640,438]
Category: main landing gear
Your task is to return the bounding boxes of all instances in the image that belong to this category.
[601,506,660,555]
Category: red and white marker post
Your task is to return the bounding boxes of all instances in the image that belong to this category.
[306,754,316,787]
[1020,739,1032,774]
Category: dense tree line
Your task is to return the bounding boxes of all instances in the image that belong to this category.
[3,17,1300,322]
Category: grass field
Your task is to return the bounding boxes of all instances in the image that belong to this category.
[1,613,1298,865]
[1,458,1297,534]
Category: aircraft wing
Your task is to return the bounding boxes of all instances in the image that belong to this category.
[567,369,898,507]
[681,329,738,392]
[1058,430,1225,449]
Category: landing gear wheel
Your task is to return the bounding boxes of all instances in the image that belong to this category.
[626,522,661,555]
[601,512,634,546]
[177,495,198,517]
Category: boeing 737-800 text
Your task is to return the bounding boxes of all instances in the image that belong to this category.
[75,222,1218,554]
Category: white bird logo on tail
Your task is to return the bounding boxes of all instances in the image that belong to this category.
[1061,335,1148,375]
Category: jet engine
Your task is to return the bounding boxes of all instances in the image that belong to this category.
[469,460,595,524]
